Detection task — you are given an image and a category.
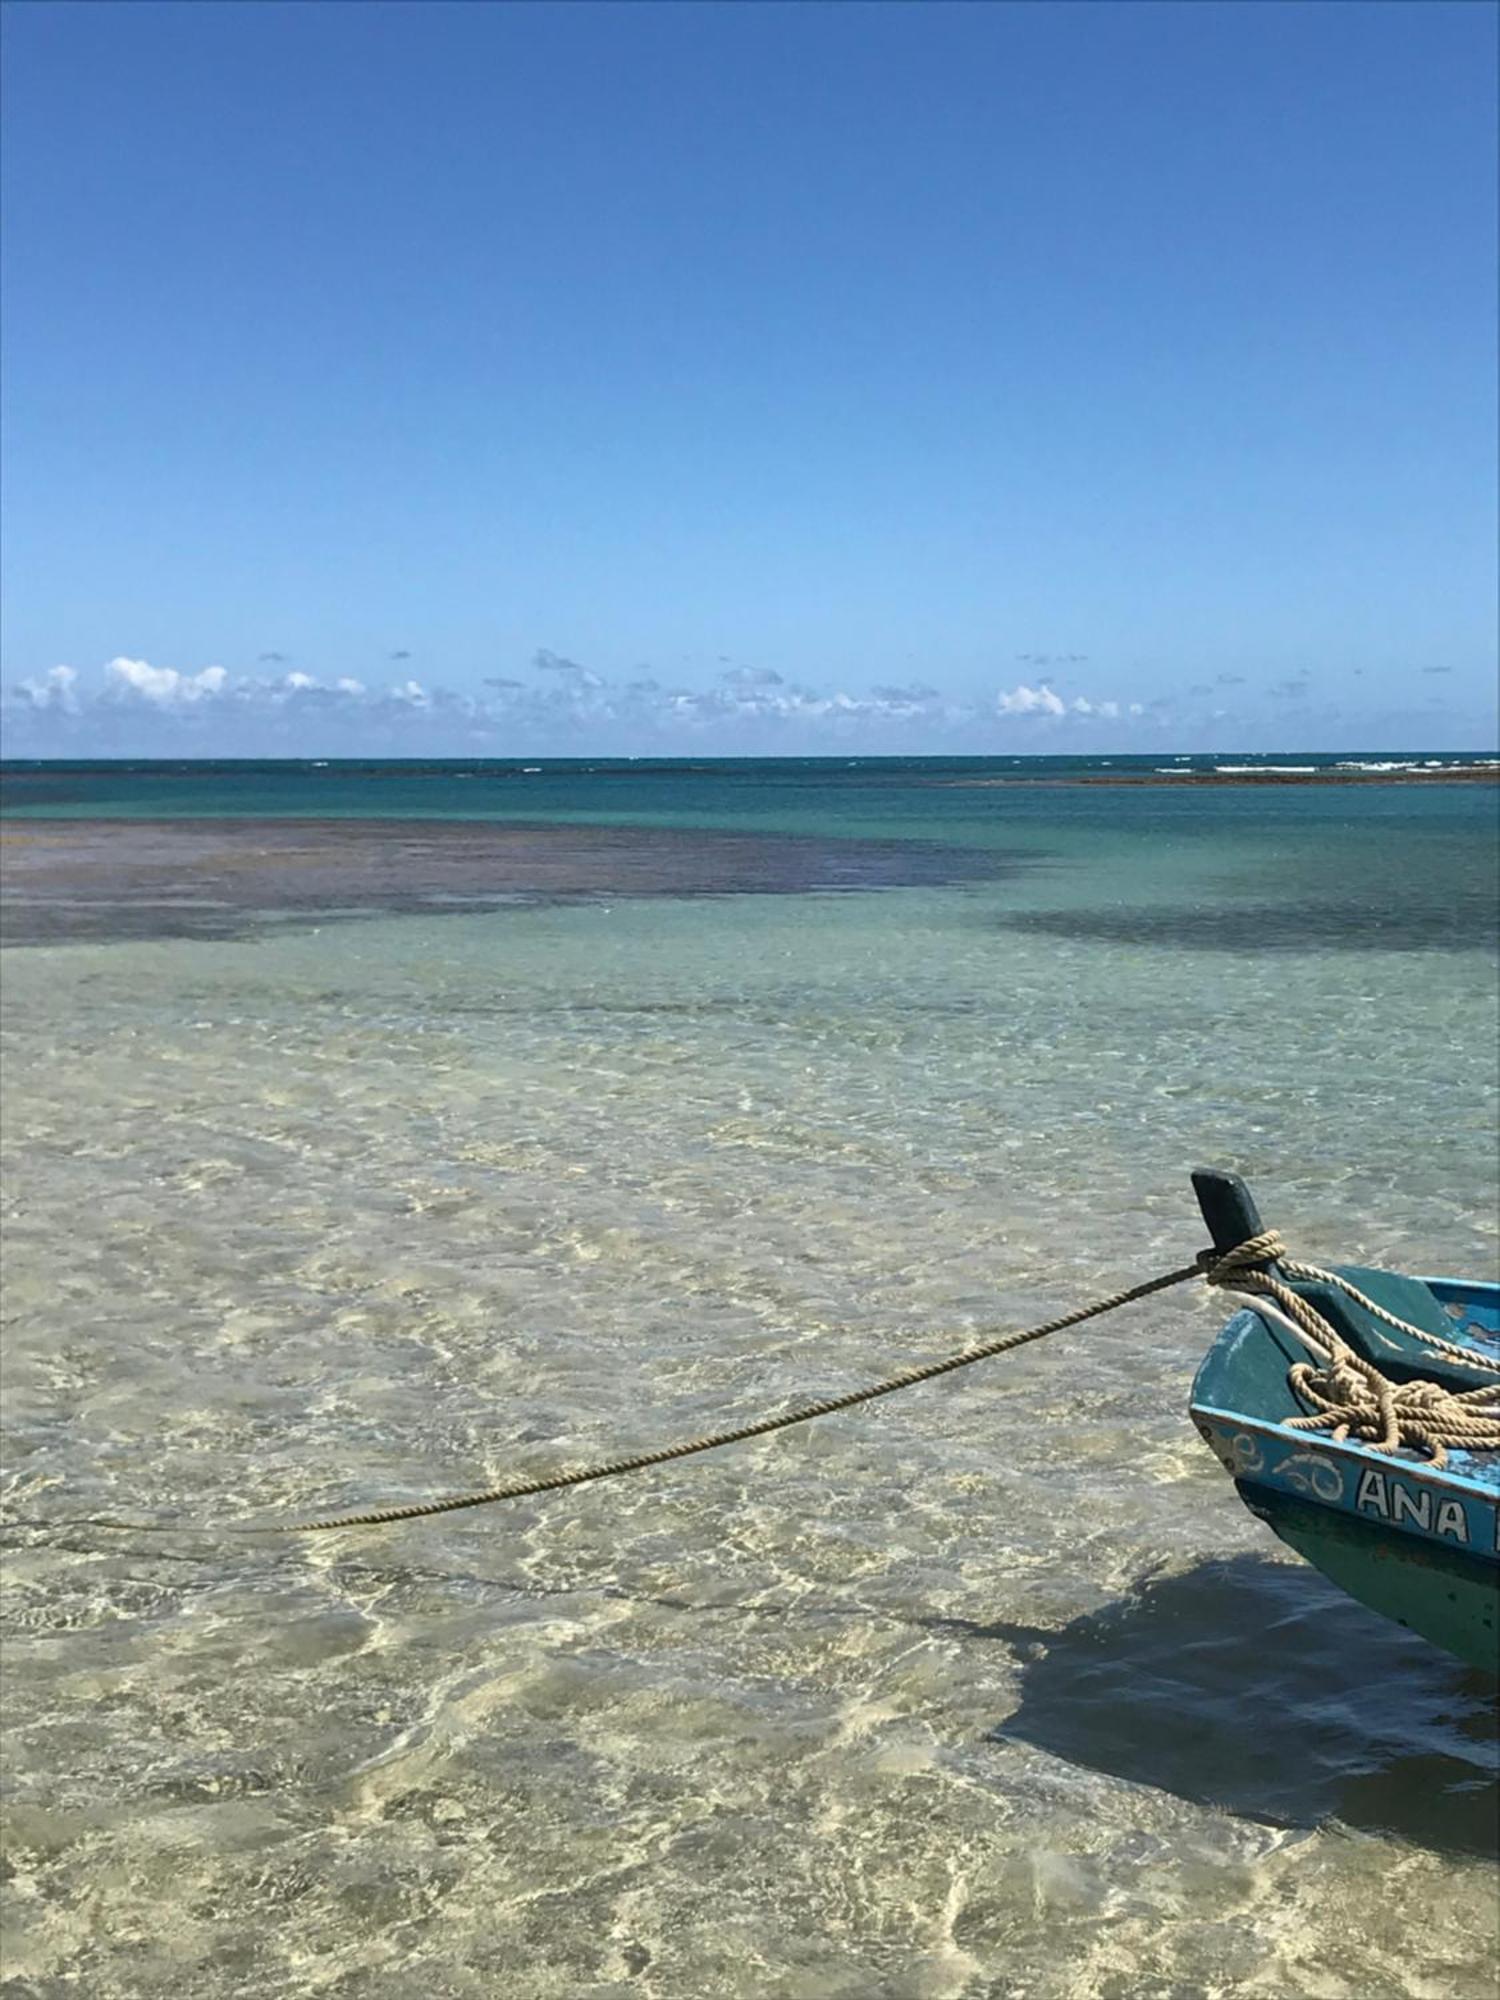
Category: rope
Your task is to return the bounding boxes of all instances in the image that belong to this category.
[1201,1232,1500,1469]
[288,1258,1205,1531]
[11,1229,1497,1539]
[1278,1253,1496,1373]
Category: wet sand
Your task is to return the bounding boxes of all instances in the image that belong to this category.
[0,816,1025,946]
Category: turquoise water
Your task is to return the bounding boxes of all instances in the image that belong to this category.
[6,753,1498,950]
[3,751,1496,844]
[2,759,1498,1997]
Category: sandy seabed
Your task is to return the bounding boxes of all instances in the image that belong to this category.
[2,796,1496,2000]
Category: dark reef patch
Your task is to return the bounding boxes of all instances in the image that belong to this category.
[992,889,1499,955]
[0,817,1034,947]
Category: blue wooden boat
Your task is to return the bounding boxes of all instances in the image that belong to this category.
[1189,1171,1499,1674]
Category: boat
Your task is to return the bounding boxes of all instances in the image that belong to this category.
[1190,1170,1499,1673]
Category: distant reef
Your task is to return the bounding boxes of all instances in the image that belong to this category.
[942,764,1499,789]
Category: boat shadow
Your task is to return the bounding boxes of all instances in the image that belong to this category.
[945,1555,1498,1858]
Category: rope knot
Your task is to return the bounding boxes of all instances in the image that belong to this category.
[1199,1230,1286,1286]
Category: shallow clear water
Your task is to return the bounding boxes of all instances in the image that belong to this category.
[2,764,1498,1997]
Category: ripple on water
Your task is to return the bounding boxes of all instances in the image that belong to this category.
[1,863,1497,1997]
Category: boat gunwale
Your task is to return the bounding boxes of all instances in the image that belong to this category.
[1189,1394,1500,1503]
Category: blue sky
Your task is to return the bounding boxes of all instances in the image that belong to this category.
[2,0,1495,756]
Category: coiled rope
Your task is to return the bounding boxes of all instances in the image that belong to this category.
[1203,1232,1500,1468]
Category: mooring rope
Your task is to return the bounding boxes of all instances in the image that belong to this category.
[287,1257,1206,1530]
[9,1231,1497,1538]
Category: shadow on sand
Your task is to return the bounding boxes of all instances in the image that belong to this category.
[943,1555,1497,1857]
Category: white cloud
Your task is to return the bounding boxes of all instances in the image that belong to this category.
[1,652,1163,753]
[14,664,80,712]
[533,648,604,688]
[107,656,228,704]
[996,682,1067,717]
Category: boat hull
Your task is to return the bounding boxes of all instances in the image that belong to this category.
[1192,1273,1499,1675]
[1236,1480,1498,1671]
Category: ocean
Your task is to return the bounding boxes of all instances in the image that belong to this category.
[2,755,1497,1998]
